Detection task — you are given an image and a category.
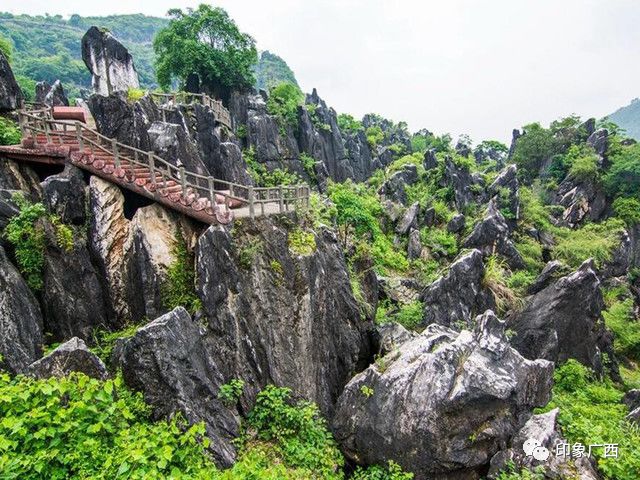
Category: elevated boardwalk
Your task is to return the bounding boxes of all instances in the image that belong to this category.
[0,105,309,225]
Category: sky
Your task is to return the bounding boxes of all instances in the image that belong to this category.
[3,0,640,143]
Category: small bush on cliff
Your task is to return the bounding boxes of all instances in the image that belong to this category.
[4,194,73,291]
[613,197,640,226]
[288,228,316,256]
[337,113,363,134]
[603,299,640,360]
[543,360,640,480]
[604,143,640,198]
[552,219,625,269]
[267,81,304,129]
[0,372,215,478]
[0,116,21,146]
[162,233,201,315]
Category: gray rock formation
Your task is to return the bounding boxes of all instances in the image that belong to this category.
[35,80,69,107]
[508,259,617,377]
[0,50,22,111]
[148,121,210,176]
[195,218,373,416]
[379,164,418,205]
[0,245,44,373]
[81,26,140,96]
[527,260,567,295]
[41,221,110,342]
[447,213,465,234]
[444,157,476,210]
[407,228,422,260]
[396,202,420,235]
[420,249,496,329]
[488,409,600,480]
[117,307,240,467]
[464,199,525,269]
[25,337,108,380]
[332,311,554,479]
[556,176,608,228]
[488,164,519,229]
[41,165,87,225]
[375,322,416,356]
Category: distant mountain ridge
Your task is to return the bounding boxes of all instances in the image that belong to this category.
[607,98,640,140]
[0,12,298,100]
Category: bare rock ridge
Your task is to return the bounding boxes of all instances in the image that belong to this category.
[82,26,140,96]
[0,49,22,112]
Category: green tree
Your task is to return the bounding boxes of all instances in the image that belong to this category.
[0,34,12,63]
[604,143,640,198]
[512,123,557,181]
[154,4,257,98]
[266,81,304,128]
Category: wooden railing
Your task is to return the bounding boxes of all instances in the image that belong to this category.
[150,92,232,129]
[17,107,310,221]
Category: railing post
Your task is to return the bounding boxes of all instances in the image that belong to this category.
[278,186,284,213]
[180,166,187,196]
[44,120,50,143]
[112,139,120,168]
[75,122,83,151]
[148,152,156,186]
[208,176,215,210]
[248,186,255,220]
[18,112,25,138]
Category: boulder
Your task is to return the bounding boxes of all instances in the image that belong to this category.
[601,230,631,279]
[444,157,475,210]
[195,218,373,416]
[25,337,108,380]
[463,199,525,269]
[423,149,438,170]
[407,228,422,260]
[396,202,420,235]
[41,164,87,225]
[81,26,140,96]
[0,159,41,199]
[0,245,44,373]
[587,128,609,163]
[0,50,22,111]
[379,164,418,205]
[420,249,496,329]
[375,322,417,356]
[447,213,465,234]
[332,311,554,479]
[527,260,567,295]
[35,80,69,107]
[148,121,210,176]
[118,307,240,467]
[508,259,618,378]
[488,409,600,480]
[556,175,608,228]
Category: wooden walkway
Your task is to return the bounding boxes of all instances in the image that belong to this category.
[0,106,309,225]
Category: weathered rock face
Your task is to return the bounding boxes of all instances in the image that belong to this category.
[88,177,133,323]
[35,80,69,107]
[25,337,108,380]
[375,322,417,356]
[41,165,87,225]
[332,311,554,479]
[379,164,419,205]
[420,249,496,329]
[148,121,210,176]
[488,409,600,480]
[396,202,420,235]
[195,218,373,416]
[41,223,110,342]
[556,177,607,228]
[507,129,521,160]
[87,93,160,151]
[488,165,519,229]
[0,50,22,112]
[0,159,41,199]
[527,260,568,295]
[0,245,44,373]
[407,228,422,260]
[117,307,240,468]
[447,213,465,234]
[508,259,617,377]
[444,157,477,211]
[81,26,140,96]
[464,199,525,269]
[127,204,197,321]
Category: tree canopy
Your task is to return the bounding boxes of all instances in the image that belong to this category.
[153,4,257,98]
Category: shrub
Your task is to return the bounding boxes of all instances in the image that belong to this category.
[0,373,216,479]
[288,228,316,256]
[162,233,201,315]
[3,194,73,291]
[352,461,414,479]
[420,227,458,258]
[512,123,558,181]
[568,151,600,182]
[603,299,640,360]
[604,143,640,198]
[514,235,544,274]
[91,323,143,362]
[267,82,304,129]
[238,237,263,269]
[337,113,363,134]
[613,197,640,226]
[0,34,12,63]
[552,219,625,268]
[126,87,146,103]
[243,385,344,479]
[0,116,21,146]
[394,301,424,330]
[482,256,520,315]
[300,153,317,183]
[544,360,640,480]
[366,125,384,149]
[218,379,245,407]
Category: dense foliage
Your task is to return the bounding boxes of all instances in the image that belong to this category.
[154,5,257,97]
[254,50,299,91]
[161,232,202,315]
[267,81,304,129]
[0,116,21,145]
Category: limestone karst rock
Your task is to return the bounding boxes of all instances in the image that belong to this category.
[332,310,553,479]
[35,80,69,107]
[117,307,240,468]
[81,26,140,96]
[420,249,496,329]
[0,245,44,373]
[0,50,22,112]
[25,337,108,380]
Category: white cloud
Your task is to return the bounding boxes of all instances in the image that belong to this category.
[3,0,639,143]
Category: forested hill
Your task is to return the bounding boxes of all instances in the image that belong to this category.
[0,12,299,100]
[607,98,640,140]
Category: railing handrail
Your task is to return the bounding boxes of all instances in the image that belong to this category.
[17,106,310,220]
[149,91,232,128]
